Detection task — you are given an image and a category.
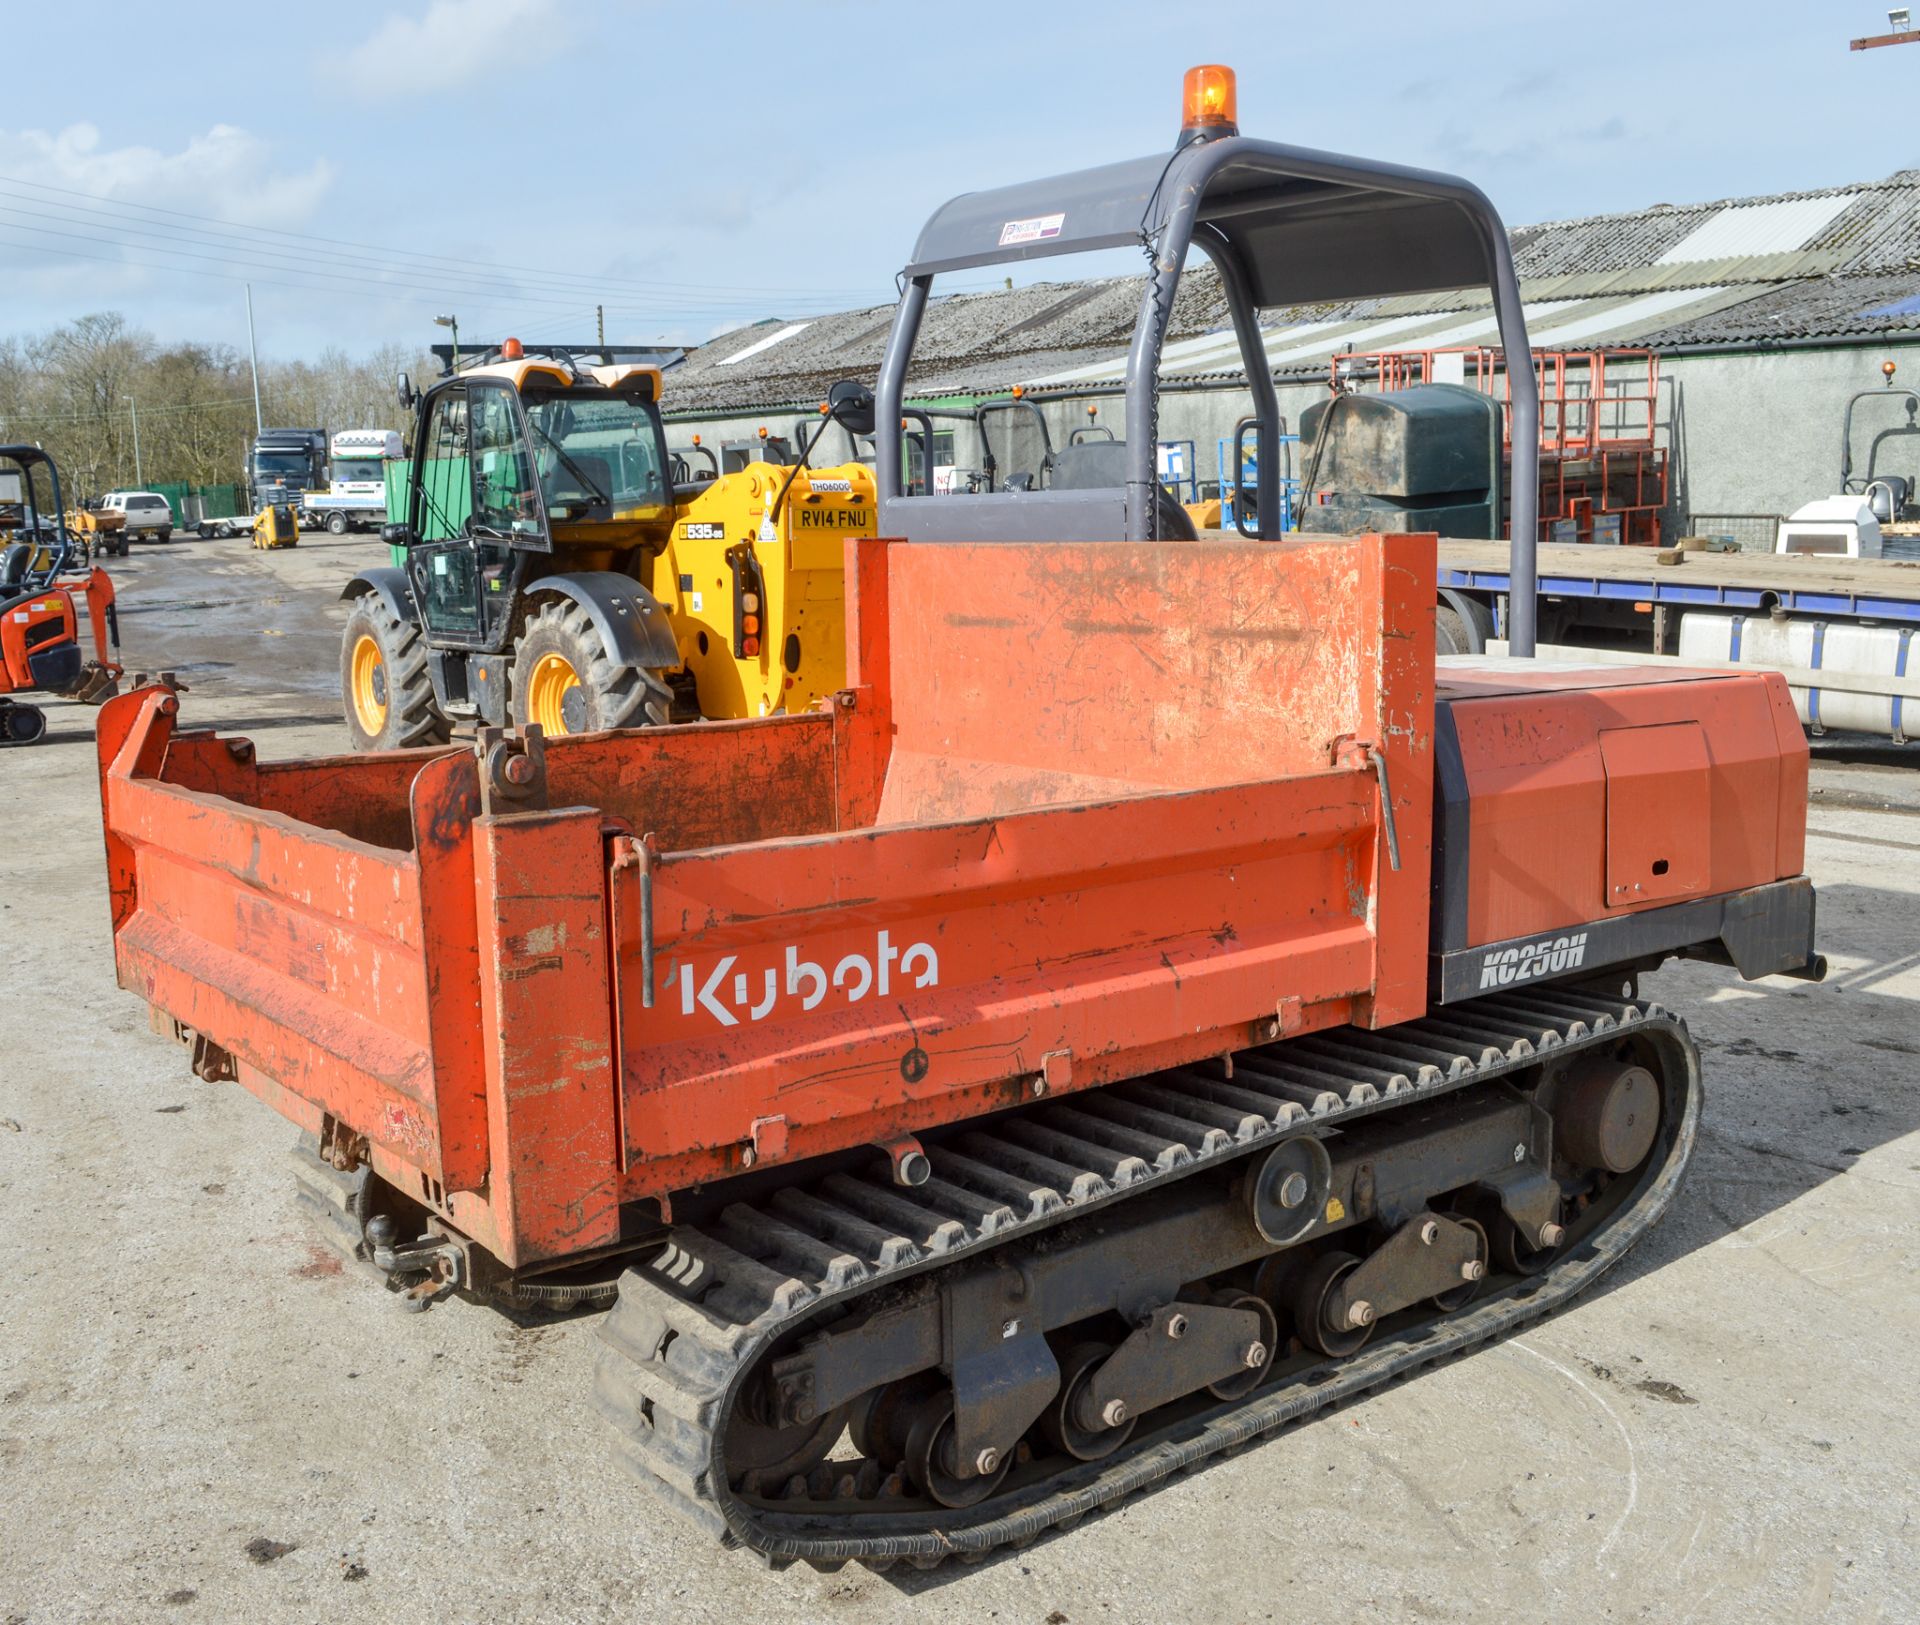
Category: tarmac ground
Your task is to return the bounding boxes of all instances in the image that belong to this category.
[2,529,1916,1623]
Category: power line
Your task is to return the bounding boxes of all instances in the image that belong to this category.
[0,222,589,314]
[0,395,258,427]
[0,191,871,313]
[0,212,851,318]
[0,172,889,303]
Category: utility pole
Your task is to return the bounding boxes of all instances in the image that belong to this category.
[244,283,264,434]
[129,398,142,486]
[597,304,605,348]
[1853,8,1920,46]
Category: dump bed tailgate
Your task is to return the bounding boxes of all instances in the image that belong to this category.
[602,535,1437,1192]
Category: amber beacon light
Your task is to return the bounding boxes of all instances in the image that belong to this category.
[1181,64,1238,139]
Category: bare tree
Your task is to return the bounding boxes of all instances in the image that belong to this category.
[0,311,433,501]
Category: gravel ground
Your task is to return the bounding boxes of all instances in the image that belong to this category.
[1,530,1916,1623]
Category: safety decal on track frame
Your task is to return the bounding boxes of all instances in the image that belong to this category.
[999,212,1065,247]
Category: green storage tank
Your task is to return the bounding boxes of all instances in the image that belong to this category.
[1296,383,1501,538]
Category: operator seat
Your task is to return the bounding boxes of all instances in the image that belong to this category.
[1,542,30,587]
[1867,475,1910,524]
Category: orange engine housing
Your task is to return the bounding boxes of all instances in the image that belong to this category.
[0,585,82,695]
[1430,659,1812,1002]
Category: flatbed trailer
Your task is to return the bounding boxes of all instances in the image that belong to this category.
[1435,538,1920,741]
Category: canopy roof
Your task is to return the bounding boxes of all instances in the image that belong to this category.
[903,138,1505,306]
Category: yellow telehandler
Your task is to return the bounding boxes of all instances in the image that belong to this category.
[339,341,875,748]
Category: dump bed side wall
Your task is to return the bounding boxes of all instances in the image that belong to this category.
[96,691,490,1193]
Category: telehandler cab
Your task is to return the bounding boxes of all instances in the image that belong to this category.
[341,347,876,747]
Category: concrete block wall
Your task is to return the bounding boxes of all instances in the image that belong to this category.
[664,342,1920,544]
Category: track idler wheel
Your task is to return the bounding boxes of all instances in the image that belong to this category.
[1290,1251,1374,1358]
[1429,1216,1490,1313]
[1555,1056,1661,1175]
[903,1391,1013,1508]
[1,701,46,745]
[1204,1293,1277,1399]
[1039,1342,1136,1462]
[726,1402,850,1490]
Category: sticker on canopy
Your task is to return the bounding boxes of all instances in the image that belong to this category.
[999,212,1065,247]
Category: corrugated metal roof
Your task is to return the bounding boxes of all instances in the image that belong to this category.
[1525,285,1730,345]
[661,169,1920,416]
[716,322,812,366]
[1654,193,1859,265]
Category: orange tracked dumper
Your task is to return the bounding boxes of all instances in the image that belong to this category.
[97,70,1819,1568]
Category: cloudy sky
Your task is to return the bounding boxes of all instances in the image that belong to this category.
[0,0,1911,360]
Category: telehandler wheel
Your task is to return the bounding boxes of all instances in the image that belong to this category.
[339,595,451,751]
[510,598,671,737]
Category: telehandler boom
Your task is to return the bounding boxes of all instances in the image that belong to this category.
[99,67,1819,1569]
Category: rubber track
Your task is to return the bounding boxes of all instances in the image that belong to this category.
[592,988,1700,1569]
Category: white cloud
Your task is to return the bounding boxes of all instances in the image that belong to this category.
[334,0,568,97]
[0,122,333,227]
[0,122,334,309]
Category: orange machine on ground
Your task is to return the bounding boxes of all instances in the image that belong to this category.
[93,70,1819,1569]
[2,445,121,744]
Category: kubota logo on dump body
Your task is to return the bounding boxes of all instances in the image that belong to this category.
[674,931,939,1027]
[1479,932,1587,990]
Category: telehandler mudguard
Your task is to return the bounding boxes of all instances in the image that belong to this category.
[525,572,680,674]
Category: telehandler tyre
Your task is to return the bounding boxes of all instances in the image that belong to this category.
[340,595,450,751]
[510,598,671,737]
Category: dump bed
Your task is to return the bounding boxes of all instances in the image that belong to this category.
[98,534,1431,1268]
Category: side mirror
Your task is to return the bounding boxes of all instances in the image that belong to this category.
[826,378,876,438]
[381,522,416,549]
[396,371,415,410]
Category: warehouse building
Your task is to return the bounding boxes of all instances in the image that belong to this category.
[661,170,1920,546]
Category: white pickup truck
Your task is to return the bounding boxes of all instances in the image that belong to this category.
[98,490,175,543]
[299,429,402,535]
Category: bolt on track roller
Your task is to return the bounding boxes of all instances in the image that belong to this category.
[593,989,1700,1570]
